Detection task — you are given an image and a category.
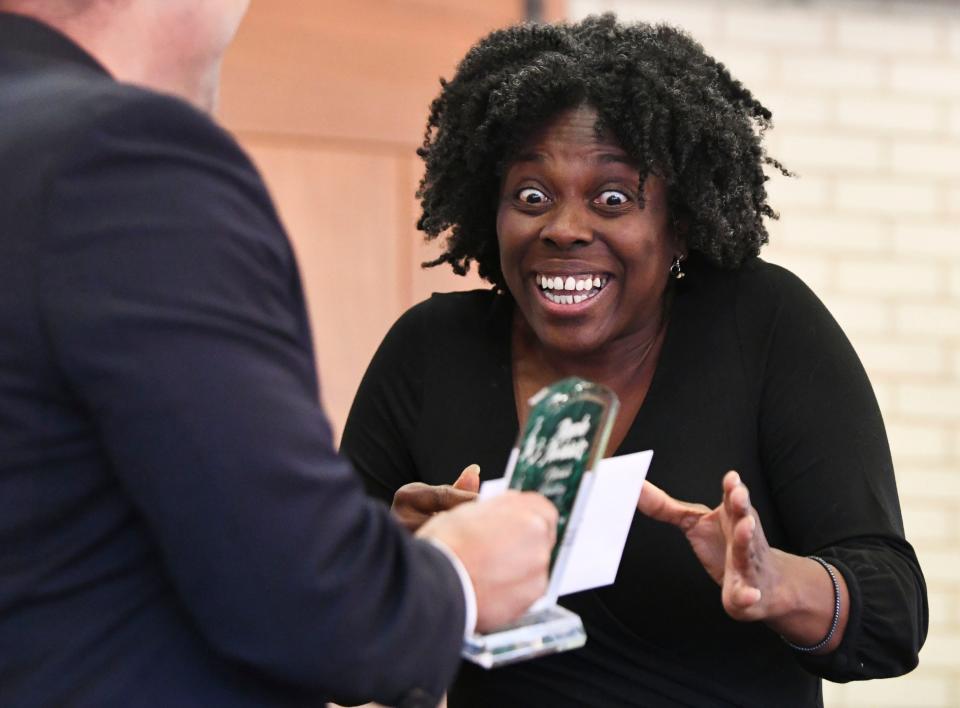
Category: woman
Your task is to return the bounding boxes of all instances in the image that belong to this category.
[341,15,927,707]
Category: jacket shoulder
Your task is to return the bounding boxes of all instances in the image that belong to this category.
[3,61,245,170]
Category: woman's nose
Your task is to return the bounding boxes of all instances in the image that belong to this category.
[539,201,593,249]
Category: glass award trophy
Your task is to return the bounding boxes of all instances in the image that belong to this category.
[462,377,619,669]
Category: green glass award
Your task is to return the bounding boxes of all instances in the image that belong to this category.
[462,377,619,669]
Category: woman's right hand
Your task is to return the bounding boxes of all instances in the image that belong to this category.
[636,472,849,651]
[391,464,481,532]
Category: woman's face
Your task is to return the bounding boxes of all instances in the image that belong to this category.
[497,105,679,356]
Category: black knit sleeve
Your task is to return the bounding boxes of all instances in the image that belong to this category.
[341,300,430,504]
[742,262,928,682]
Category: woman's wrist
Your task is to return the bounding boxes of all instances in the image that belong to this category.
[762,552,849,654]
[780,556,841,652]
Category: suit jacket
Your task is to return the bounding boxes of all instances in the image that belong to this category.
[0,13,464,708]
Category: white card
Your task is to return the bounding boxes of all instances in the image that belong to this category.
[478,476,508,500]
[477,449,653,597]
[556,450,652,595]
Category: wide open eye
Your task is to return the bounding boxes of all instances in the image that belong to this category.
[594,190,630,208]
[517,187,549,205]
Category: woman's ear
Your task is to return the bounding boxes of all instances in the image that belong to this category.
[670,217,689,259]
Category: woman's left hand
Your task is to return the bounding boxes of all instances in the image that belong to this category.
[636,470,784,621]
[390,464,481,532]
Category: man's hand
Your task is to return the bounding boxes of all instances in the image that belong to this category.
[391,464,481,532]
[417,490,557,633]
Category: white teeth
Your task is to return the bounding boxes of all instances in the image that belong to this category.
[543,290,595,305]
[536,273,608,302]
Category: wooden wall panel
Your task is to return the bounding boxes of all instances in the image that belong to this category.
[244,143,404,434]
[218,0,567,437]
[220,1,526,145]
[402,155,490,305]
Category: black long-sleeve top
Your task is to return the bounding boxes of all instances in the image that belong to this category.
[341,254,928,708]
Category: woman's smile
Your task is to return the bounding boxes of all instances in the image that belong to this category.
[534,272,609,307]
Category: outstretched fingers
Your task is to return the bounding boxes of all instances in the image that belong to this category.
[727,514,762,606]
[723,470,750,517]
[721,471,768,616]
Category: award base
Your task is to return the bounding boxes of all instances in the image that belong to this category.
[462,605,586,669]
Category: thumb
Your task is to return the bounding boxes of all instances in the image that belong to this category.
[453,464,481,493]
[637,480,710,530]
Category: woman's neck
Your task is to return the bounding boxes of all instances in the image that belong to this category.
[511,293,670,394]
[510,291,672,445]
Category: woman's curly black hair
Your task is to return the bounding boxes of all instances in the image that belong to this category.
[416,13,790,289]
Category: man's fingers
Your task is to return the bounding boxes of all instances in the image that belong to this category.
[433,490,558,631]
[499,491,558,546]
[525,492,559,545]
[637,480,710,529]
[453,463,481,493]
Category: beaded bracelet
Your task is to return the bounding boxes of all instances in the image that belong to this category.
[781,555,841,653]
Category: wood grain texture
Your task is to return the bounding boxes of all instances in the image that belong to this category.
[218,0,553,437]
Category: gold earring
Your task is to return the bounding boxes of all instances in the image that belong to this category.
[670,256,686,280]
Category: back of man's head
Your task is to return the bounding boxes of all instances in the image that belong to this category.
[0,0,251,111]
[0,0,97,18]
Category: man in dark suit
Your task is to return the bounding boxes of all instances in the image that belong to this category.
[0,2,557,706]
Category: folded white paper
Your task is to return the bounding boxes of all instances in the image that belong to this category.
[477,475,508,501]
[478,449,653,598]
[556,450,652,595]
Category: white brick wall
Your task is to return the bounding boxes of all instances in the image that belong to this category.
[836,14,942,55]
[783,54,888,91]
[570,1,960,705]
[836,96,941,134]
[891,62,960,98]
[893,140,960,179]
[834,178,940,215]
[779,133,885,171]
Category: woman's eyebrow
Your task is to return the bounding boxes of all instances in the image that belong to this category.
[510,151,633,166]
[596,152,634,166]
[512,150,544,163]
